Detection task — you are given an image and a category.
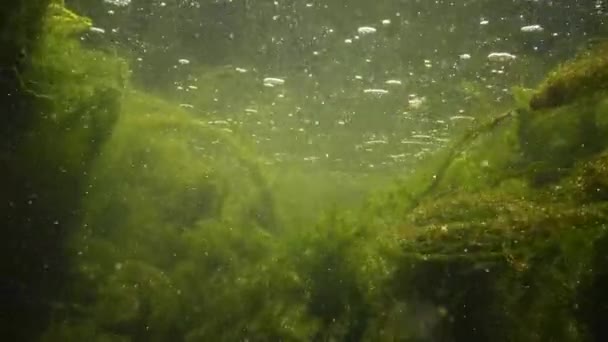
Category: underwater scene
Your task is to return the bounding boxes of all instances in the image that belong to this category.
[2,0,608,341]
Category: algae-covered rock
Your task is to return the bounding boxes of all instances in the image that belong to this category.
[530,42,608,111]
[58,91,282,339]
[391,188,607,341]
[517,102,603,186]
[368,53,608,339]
[1,2,125,340]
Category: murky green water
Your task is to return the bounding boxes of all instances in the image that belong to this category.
[2,0,608,341]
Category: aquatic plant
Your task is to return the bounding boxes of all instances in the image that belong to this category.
[1,2,127,340]
[530,42,608,110]
[8,2,608,342]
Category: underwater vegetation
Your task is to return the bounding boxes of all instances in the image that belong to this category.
[3,2,608,341]
[529,42,608,111]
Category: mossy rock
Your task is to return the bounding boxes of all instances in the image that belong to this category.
[530,42,608,111]
[59,91,288,340]
[73,91,278,267]
[390,188,607,341]
[1,4,124,340]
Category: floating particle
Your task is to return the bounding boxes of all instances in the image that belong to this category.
[459,53,471,60]
[449,115,475,121]
[235,67,248,73]
[210,120,230,125]
[408,96,426,109]
[357,26,377,35]
[344,38,353,44]
[480,19,489,25]
[401,139,432,145]
[178,58,190,65]
[364,139,388,145]
[89,27,106,34]
[263,77,285,87]
[389,153,407,160]
[487,52,516,62]
[382,19,391,26]
[385,79,402,85]
[520,24,544,33]
[104,0,131,6]
[363,88,389,95]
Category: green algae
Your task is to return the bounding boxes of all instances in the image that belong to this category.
[365,47,608,341]
[530,42,608,111]
[1,2,126,340]
[7,2,608,342]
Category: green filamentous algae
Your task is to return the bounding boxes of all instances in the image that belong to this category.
[2,1,608,341]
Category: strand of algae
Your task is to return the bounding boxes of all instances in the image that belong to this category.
[406,108,517,211]
[407,41,608,210]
